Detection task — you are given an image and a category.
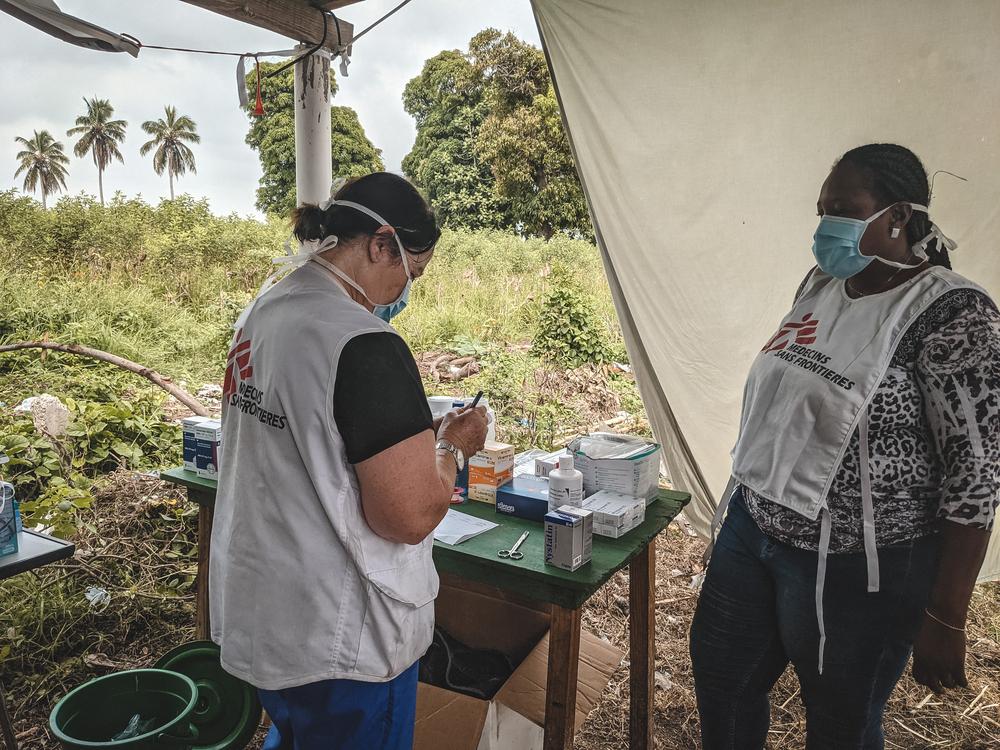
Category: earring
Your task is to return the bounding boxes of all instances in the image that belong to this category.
[890,227,901,239]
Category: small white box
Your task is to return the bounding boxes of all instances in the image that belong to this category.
[194,420,223,480]
[582,490,646,538]
[533,450,570,479]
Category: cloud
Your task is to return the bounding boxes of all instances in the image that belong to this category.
[0,0,540,217]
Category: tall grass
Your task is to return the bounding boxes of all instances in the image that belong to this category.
[0,191,623,393]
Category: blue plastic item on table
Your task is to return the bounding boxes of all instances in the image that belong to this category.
[0,483,18,557]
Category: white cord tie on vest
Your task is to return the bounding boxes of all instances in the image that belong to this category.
[858,410,881,593]
[816,505,832,674]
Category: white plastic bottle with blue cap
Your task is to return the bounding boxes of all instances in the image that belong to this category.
[548,455,584,512]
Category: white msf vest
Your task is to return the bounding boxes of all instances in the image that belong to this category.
[720,265,983,671]
[210,261,438,690]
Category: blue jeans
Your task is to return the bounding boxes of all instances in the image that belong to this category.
[690,491,940,750]
[259,662,419,750]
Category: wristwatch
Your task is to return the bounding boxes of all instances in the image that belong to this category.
[435,439,465,471]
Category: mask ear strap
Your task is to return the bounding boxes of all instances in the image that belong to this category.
[331,199,412,280]
[904,203,958,256]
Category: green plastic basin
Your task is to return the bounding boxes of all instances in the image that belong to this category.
[49,669,199,749]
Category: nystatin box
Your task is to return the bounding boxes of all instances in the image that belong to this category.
[495,475,551,523]
[544,505,593,572]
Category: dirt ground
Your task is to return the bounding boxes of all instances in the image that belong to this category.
[6,479,999,748]
[574,520,1000,750]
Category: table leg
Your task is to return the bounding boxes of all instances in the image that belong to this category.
[196,505,214,640]
[629,537,656,749]
[0,680,18,750]
[544,604,582,750]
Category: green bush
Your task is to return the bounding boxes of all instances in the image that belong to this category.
[532,277,610,367]
[0,395,180,536]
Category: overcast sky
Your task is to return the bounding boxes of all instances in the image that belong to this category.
[0,0,540,217]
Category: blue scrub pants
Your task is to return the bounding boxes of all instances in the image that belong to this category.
[259,662,419,750]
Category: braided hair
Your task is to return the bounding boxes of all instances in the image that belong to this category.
[837,143,951,269]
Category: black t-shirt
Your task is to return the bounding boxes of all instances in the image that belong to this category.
[333,332,433,464]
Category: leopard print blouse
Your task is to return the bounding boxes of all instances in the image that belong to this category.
[743,286,1000,553]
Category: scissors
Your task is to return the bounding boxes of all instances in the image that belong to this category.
[499,531,530,560]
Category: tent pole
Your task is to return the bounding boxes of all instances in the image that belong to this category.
[294,45,333,206]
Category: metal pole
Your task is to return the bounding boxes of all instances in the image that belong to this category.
[293,45,333,206]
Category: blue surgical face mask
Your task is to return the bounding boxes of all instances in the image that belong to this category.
[308,199,414,322]
[812,202,930,279]
[373,278,410,322]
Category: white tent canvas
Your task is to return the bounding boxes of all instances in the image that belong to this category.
[532,0,1000,581]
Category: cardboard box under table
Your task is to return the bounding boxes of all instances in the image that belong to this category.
[159,468,690,750]
[417,579,621,750]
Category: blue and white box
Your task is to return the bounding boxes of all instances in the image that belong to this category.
[194,420,223,480]
[0,482,18,557]
[544,505,593,572]
[182,416,211,471]
[495,476,551,523]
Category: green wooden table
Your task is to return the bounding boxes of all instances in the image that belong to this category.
[160,467,690,750]
[160,469,217,640]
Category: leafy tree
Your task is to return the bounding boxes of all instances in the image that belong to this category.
[66,97,127,206]
[139,106,200,200]
[14,130,69,209]
[245,61,383,216]
[471,29,590,240]
[402,30,591,239]
[402,50,512,231]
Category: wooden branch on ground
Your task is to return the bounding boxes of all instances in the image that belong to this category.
[0,341,210,417]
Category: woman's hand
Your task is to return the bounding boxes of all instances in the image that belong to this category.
[438,406,488,459]
[912,613,968,693]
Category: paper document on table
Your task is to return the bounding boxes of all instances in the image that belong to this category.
[433,509,499,545]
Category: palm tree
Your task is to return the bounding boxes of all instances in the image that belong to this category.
[67,97,127,206]
[14,130,70,209]
[140,106,200,200]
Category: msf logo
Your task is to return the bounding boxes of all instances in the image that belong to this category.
[223,329,253,400]
[762,314,818,353]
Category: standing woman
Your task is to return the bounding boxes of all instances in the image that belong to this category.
[210,173,488,748]
[690,144,1000,749]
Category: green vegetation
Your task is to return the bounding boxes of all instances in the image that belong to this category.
[0,399,180,537]
[0,193,635,529]
[245,61,384,216]
[403,29,591,240]
[533,276,611,367]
